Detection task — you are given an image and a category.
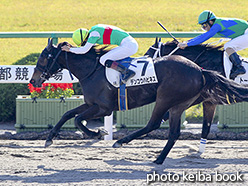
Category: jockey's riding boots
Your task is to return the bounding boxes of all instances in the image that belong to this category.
[105,60,136,84]
[229,52,246,80]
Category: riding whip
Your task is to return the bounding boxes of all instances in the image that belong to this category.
[157,21,179,43]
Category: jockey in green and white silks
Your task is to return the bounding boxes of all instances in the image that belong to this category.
[61,24,138,84]
[178,10,248,80]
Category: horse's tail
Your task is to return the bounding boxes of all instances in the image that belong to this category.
[201,69,248,104]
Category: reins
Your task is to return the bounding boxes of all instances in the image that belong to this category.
[151,39,227,64]
[192,39,229,62]
[48,50,62,72]
[192,50,206,62]
[156,42,207,63]
[58,50,100,82]
[37,43,107,82]
[65,52,74,80]
[161,43,206,62]
[52,49,99,82]
[150,42,179,59]
[79,54,100,82]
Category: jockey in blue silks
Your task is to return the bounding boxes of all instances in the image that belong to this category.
[178,10,248,80]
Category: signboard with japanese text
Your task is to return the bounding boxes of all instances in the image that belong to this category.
[0,65,79,83]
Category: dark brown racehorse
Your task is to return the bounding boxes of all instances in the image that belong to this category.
[30,38,248,164]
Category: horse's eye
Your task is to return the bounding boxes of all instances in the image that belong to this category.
[40,53,47,58]
[48,54,53,59]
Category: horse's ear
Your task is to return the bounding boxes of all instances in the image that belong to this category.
[46,38,53,51]
[172,40,178,45]
[159,37,161,42]
[155,37,158,47]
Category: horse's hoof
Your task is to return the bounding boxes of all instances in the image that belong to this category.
[112,141,122,148]
[153,159,163,165]
[196,151,203,157]
[44,140,53,148]
[99,129,109,136]
[198,150,204,155]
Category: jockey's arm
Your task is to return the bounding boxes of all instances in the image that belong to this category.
[69,42,94,54]
[68,31,100,54]
[187,24,221,46]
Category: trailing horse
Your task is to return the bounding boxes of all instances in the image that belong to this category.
[30,39,248,164]
[145,38,227,73]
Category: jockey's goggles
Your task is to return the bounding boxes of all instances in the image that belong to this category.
[201,22,208,31]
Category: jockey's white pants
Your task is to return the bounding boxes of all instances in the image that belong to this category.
[99,36,138,66]
[224,28,248,53]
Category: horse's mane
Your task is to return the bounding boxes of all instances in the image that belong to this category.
[164,40,224,52]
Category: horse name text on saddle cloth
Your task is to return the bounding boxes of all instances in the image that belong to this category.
[223,53,248,84]
[106,57,158,88]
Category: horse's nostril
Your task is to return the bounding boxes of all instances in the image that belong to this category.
[30,79,35,84]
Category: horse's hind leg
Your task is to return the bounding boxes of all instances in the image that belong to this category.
[162,111,169,122]
[161,97,204,124]
[113,102,169,148]
[199,102,216,153]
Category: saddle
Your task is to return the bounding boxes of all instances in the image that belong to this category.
[105,56,158,88]
[105,56,158,111]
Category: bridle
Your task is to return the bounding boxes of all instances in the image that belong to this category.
[149,41,179,59]
[149,41,163,59]
[36,45,101,82]
[35,48,63,81]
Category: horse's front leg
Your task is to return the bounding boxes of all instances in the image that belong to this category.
[113,101,168,148]
[45,104,110,147]
[154,108,183,164]
[199,102,216,153]
[45,104,90,147]
[113,117,163,148]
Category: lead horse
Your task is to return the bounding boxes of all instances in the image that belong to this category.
[30,39,248,164]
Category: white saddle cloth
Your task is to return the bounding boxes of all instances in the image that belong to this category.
[106,57,158,88]
[223,52,248,84]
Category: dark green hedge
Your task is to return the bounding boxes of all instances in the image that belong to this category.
[0,53,83,122]
[12,53,40,65]
[0,53,39,122]
[73,83,83,95]
[0,84,30,122]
